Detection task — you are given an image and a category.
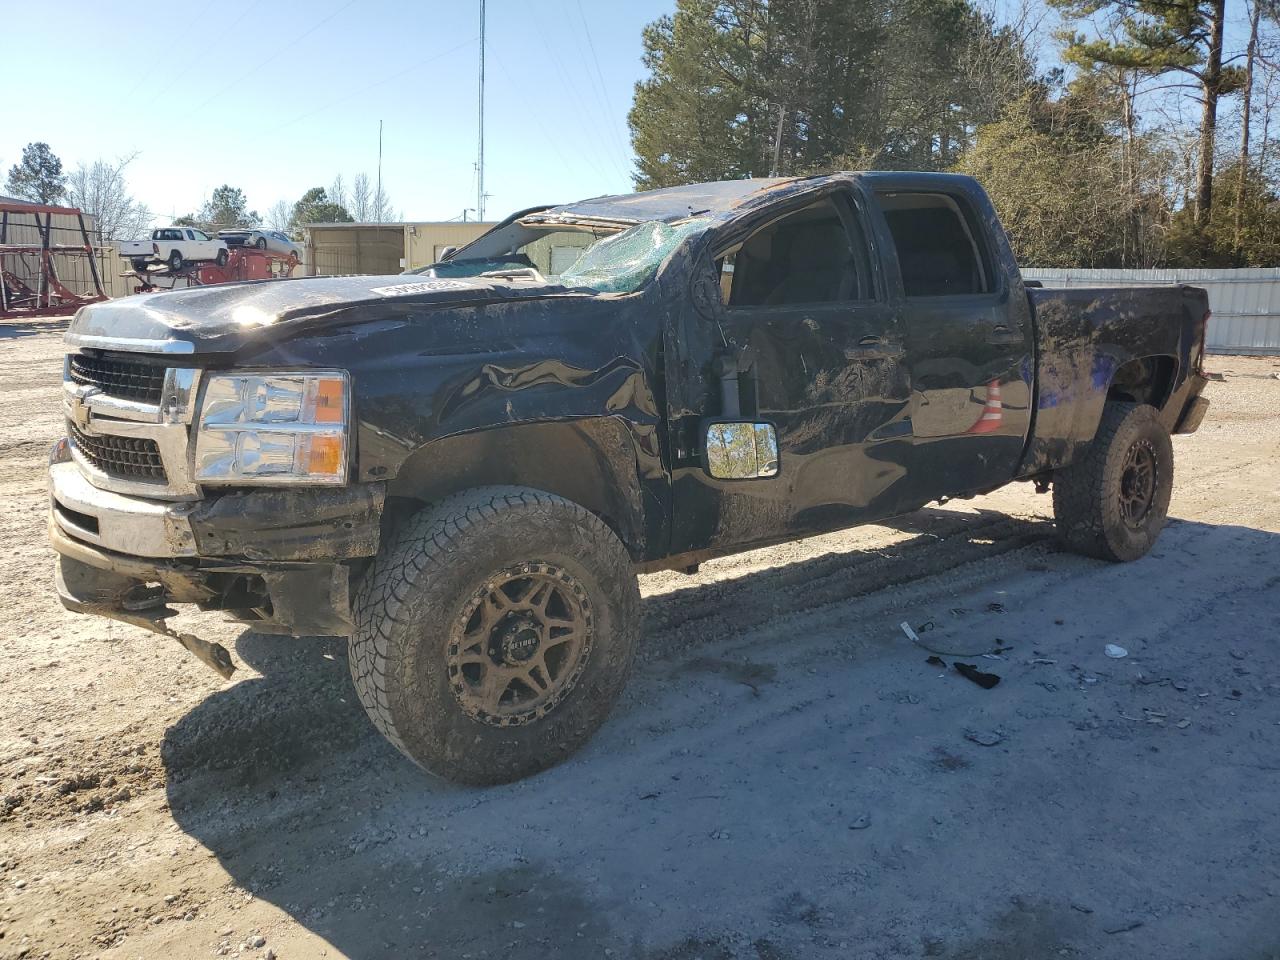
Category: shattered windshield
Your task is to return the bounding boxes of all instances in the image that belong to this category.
[556,219,710,293]
[418,218,710,294]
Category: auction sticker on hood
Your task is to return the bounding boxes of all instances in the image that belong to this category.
[369,280,475,297]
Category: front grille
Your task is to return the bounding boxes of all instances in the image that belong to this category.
[68,354,167,404]
[68,422,167,482]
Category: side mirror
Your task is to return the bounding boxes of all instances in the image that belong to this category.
[704,421,779,480]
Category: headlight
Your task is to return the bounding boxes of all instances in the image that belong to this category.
[194,371,349,485]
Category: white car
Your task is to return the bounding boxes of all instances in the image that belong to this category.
[217,229,301,259]
[119,227,229,271]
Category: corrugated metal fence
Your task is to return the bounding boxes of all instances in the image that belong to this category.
[1023,267,1280,356]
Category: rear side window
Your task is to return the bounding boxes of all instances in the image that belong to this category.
[879,193,992,297]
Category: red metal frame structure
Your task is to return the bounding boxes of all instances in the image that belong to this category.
[0,201,107,318]
[128,247,300,294]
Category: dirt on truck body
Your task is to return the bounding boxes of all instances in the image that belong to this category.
[49,172,1210,785]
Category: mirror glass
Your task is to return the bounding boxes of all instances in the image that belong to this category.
[705,421,779,480]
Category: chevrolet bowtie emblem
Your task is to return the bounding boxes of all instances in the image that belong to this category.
[69,391,96,430]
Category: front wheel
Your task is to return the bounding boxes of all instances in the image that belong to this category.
[1053,402,1173,562]
[349,487,639,785]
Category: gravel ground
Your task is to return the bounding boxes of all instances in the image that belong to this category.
[1,318,1277,960]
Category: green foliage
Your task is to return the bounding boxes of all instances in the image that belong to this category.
[201,185,259,229]
[956,93,1153,267]
[1167,162,1280,266]
[4,142,67,205]
[628,0,1037,189]
[1050,0,1241,90]
[289,187,353,237]
[175,185,259,230]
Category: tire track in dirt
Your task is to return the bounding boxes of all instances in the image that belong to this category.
[638,515,1055,663]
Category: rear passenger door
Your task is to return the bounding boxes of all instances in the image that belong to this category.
[669,188,914,555]
[872,188,1034,498]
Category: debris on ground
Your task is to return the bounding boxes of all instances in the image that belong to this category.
[1105,644,1128,659]
[849,815,872,830]
[954,662,1001,690]
[1104,921,1144,935]
[964,730,1005,747]
[926,655,947,669]
[901,622,1010,659]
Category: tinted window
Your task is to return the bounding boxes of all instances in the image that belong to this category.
[719,198,872,308]
[879,193,991,297]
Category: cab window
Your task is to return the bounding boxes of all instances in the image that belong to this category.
[878,192,992,297]
[717,198,872,308]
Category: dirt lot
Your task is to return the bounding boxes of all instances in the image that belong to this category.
[0,318,1277,960]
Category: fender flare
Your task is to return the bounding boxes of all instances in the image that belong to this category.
[384,418,654,559]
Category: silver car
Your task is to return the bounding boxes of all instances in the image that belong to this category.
[217,229,301,259]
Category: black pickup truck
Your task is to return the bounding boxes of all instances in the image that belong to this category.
[50,173,1210,784]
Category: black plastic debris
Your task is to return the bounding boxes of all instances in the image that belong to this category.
[926,655,947,669]
[1104,921,1144,935]
[954,662,1001,689]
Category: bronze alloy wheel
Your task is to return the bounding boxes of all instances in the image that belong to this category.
[446,561,593,727]
[1118,438,1158,529]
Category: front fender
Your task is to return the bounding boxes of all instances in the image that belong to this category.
[386,418,662,560]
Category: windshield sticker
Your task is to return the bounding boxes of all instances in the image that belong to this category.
[369,280,475,297]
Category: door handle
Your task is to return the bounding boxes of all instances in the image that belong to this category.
[987,324,1023,344]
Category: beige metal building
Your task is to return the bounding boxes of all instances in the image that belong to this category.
[303,221,497,276]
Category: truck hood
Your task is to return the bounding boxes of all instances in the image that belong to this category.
[66,274,579,357]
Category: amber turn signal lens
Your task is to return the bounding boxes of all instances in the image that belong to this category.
[304,434,344,476]
[309,377,346,423]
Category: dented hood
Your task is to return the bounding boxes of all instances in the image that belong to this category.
[66,274,576,357]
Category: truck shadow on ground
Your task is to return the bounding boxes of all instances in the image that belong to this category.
[0,317,70,340]
[159,509,1280,959]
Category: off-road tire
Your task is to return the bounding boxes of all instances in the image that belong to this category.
[1053,402,1173,562]
[349,486,640,785]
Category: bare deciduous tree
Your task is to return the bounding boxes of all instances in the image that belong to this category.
[66,154,152,242]
[347,172,398,222]
[266,199,294,234]
[351,173,372,221]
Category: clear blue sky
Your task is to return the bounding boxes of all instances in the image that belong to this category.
[2,0,672,224]
[3,1,1257,227]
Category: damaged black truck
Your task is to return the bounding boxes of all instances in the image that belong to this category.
[50,173,1210,784]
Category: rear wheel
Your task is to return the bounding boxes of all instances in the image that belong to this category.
[349,486,639,785]
[168,249,183,270]
[215,248,229,266]
[1052,402,1173,562]
[255,237,267,250]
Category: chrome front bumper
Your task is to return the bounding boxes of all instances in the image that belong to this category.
[49,461,197,558]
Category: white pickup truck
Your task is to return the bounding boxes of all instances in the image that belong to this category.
[119,227,229,272]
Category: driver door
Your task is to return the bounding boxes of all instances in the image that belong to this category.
[668,187,914,557]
